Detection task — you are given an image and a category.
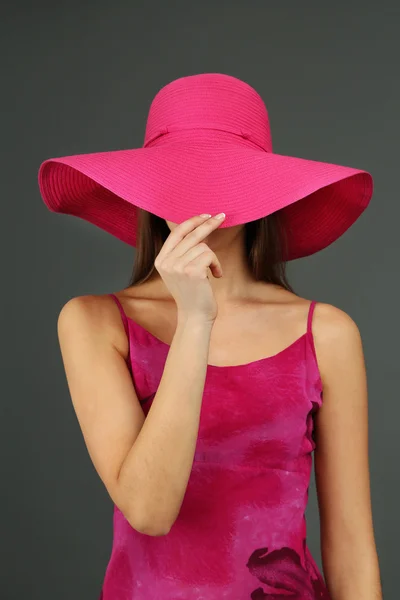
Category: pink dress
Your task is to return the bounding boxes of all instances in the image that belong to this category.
[99,294,331,599]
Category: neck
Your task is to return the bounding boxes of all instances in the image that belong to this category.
[145,224,278,310]
[205,240,255,307]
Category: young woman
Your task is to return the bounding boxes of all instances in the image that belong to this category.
[38,73,382,599]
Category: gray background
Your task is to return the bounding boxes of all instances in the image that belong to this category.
[2,1,397,598]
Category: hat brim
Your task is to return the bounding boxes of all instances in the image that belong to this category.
[38,132,372,261]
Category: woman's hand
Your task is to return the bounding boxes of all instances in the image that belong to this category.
[154,213,226,322]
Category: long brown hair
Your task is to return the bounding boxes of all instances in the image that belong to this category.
[128,209,295,293]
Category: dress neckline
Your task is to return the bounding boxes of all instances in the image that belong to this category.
[125,314,309,370]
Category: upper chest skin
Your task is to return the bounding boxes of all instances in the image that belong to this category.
[117,282,312,367]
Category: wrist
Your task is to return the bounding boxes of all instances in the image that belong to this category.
[176,313,215,332]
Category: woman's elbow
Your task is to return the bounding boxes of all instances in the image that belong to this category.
[125,504,173,537]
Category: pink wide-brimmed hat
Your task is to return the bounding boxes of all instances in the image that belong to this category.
[38,72,373,261]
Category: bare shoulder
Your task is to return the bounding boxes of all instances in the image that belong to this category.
[312,301,365,384]
[58,293,112,331]
[313,301,362,342]
[57,293,128,354]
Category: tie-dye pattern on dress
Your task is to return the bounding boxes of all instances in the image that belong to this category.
[98,295,331,599]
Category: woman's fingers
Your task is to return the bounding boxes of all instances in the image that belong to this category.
[174,242,223,278]
[158,214,225,261]
[170,214,225,259]
[157,215,211,258]
[184,247,223,278]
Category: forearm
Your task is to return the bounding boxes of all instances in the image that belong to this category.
[323,543,382,600]
[117,315,213,534]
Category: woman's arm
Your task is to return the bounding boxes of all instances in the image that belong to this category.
[57,294,213,536]
[313,303,382,600]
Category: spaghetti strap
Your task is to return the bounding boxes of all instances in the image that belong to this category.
[108,293,131,371]
[306,300,318,361]
[307,300,317,335]
[108,293,129,338]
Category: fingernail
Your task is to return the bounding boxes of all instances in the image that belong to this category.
[215,212,225,219]
[200,213,212,218]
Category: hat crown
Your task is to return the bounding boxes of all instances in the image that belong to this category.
[143,73,272,152]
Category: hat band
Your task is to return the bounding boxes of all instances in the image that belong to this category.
[143,124,269,152]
